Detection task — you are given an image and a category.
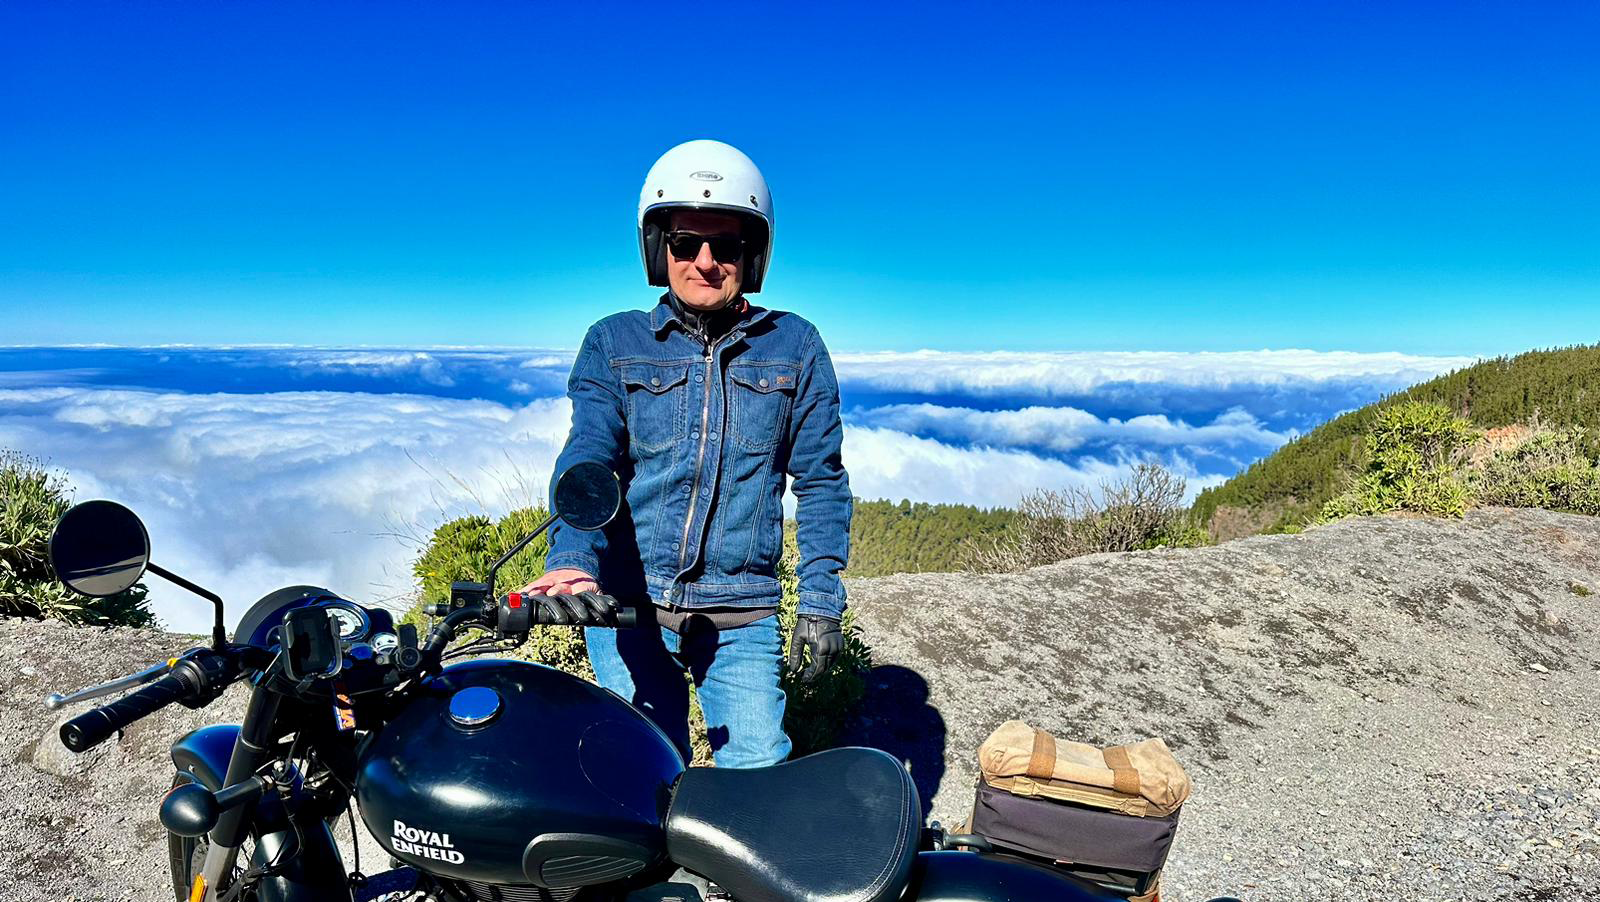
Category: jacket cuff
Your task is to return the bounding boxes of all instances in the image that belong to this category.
[797,591,845,622]
[543,551,599,578]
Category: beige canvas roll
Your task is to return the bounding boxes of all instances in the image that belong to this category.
[977,720,1191,817]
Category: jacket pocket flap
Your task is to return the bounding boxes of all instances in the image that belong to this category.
[728,363,799,393]
[617,364,690,394]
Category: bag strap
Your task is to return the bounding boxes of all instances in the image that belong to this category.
[1026,728,1057,778]
[1102,745,1142,796]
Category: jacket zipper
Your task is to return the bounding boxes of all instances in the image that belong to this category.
[675,336,721,579]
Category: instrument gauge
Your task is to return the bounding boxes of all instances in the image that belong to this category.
[370,632,399,655]
[326,604,369,640]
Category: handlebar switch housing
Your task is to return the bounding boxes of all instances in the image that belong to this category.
[173,648,236,710]
[497,593,532,636]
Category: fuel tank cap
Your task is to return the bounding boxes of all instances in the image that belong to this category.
[447,686,503,727]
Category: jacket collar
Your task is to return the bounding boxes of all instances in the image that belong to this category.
[650,292,772,337]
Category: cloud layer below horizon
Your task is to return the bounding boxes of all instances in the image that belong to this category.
[0,346,1474,630]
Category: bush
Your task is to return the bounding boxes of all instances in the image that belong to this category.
[776,528,871,758]
[1317,402,1475,523]
[963,463,1208,572]
[1470,427,1600,516]
[410,506,591,678]
[0,450,156,627]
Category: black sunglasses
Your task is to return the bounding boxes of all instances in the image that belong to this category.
[665,230,744,264]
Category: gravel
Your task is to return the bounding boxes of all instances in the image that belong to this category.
[1,507,1595,901]
[842,507,1600,901]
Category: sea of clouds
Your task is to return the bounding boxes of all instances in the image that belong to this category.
[0,346,1474,630]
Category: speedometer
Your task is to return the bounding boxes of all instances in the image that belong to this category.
[326,604,369,640]
[370,632,399,654]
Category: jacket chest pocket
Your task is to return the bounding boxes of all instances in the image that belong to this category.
[618,363,690,454]
[728,363,800,452]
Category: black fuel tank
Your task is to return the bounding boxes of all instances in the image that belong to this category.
[357,659,685,888]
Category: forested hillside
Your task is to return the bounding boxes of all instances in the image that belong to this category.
[840,499,1016,577]
[1193,344,1600,535]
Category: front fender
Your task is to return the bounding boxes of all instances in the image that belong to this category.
[905,851,1121,902]
[172,724,241,789]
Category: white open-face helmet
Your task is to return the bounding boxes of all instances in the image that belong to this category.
[638,139,774,293]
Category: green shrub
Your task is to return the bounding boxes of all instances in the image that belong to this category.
[776,528,871,757]
[1144,514,1213,550]
[1317,402,1475,523]
[0,450,156,627]
[410,506,591,678]
[1470,427,1600,516]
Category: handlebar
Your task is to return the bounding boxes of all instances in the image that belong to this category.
[60,670,196,753]
[419,591,635,673]
[56,647,238,754]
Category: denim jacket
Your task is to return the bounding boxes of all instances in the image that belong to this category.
[544,295,851,621]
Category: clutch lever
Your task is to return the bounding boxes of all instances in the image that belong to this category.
[45,658,175,710]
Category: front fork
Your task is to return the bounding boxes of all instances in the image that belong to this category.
[196,683,281,901]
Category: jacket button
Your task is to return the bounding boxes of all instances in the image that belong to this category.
[681,483,691,492]
[758,377,769,388]
[651,376,661,387]
[671,541,681,551]
[694,373,704,383]
[691,431,700,439]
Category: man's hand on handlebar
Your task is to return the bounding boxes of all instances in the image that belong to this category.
[519,567,599,597]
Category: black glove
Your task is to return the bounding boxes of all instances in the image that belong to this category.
[787,614,843,684]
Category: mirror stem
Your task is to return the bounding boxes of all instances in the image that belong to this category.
[147,562,227,650]
[485,512,559,597]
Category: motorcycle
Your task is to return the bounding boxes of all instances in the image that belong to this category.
[42,461,1169,902]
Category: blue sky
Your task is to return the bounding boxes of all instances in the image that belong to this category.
[4,1,1597,353]
[1,2,1595,626]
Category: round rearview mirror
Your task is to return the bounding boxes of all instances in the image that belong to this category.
[49,500,152,598]
[553,462,621,532]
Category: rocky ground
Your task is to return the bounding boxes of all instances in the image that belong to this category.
[843,507,1600,901]
[0,507,1596,901]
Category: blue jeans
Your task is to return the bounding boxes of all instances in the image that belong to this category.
[585,615,792,768]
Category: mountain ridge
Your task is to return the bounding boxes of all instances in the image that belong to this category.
[1193,343,1600,536]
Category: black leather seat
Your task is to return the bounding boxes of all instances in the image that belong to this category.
[664,747,921,902]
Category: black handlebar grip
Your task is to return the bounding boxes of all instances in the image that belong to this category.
[60,671,197,753]
[535,592,634,628]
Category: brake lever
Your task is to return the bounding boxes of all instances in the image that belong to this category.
[45,658,175,710]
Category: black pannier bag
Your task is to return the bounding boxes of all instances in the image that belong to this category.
[964,721,1191,901]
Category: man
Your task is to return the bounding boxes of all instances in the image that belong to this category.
[523,139,851,768]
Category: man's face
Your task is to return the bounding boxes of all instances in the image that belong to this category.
[665,210,745,310]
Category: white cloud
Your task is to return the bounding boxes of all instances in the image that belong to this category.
[1,385,1229,632]
[0,387,572,631]
[851,403,1291,455]
[2,346,1456,632]
[831,349,1476,396]
[840,426,1222,510]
